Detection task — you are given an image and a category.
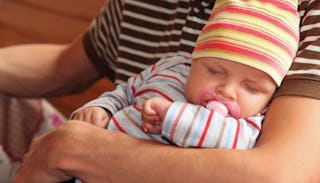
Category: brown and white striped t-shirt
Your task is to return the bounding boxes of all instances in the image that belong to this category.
[83,0,320,100]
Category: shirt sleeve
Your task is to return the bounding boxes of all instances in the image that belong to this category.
[72,63,155,116]
[71,57,185,117]
[161,102,263,149]
[275,1,320,100]
[82,0,125,81]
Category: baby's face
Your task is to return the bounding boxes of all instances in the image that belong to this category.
[185,57,277,118]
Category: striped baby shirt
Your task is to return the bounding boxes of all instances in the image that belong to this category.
[75,56,263,149]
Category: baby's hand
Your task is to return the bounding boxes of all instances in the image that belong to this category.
[141,97,172,134]
[141,99,162,133]
[73,107,111,128]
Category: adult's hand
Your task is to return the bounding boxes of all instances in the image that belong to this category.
[13,121,159,183]
[13,124,74,183]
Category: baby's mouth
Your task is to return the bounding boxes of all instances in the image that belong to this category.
[199,91,241,119]
[201,94,214,107]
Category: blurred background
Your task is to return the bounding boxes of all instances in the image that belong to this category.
[0,0,116,117]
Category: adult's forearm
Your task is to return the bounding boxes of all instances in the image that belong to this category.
[0,44,64,96]
[254,96,320,182]
[14,96,320,182]
[0,37,99,97]
[62,125,263,183]
[68,96,320,183]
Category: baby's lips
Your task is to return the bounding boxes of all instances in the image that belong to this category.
[206,101,228,117]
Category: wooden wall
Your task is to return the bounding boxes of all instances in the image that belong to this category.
[0,0,115,116]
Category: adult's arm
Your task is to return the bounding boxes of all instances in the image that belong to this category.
[13,95,320,183]
[0,36,100,97]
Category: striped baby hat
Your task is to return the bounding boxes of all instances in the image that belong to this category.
[192,0,300,86]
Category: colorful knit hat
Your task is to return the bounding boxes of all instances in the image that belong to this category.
[192,0,300,86]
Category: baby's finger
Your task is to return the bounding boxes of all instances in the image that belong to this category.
[141,122,161,134]
[90,110,109,128]
[142,100,157,115]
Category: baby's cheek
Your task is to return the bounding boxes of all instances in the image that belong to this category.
[239,103,260,117]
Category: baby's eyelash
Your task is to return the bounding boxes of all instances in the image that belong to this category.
[243,83,258,93]
[208,68,225,77]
